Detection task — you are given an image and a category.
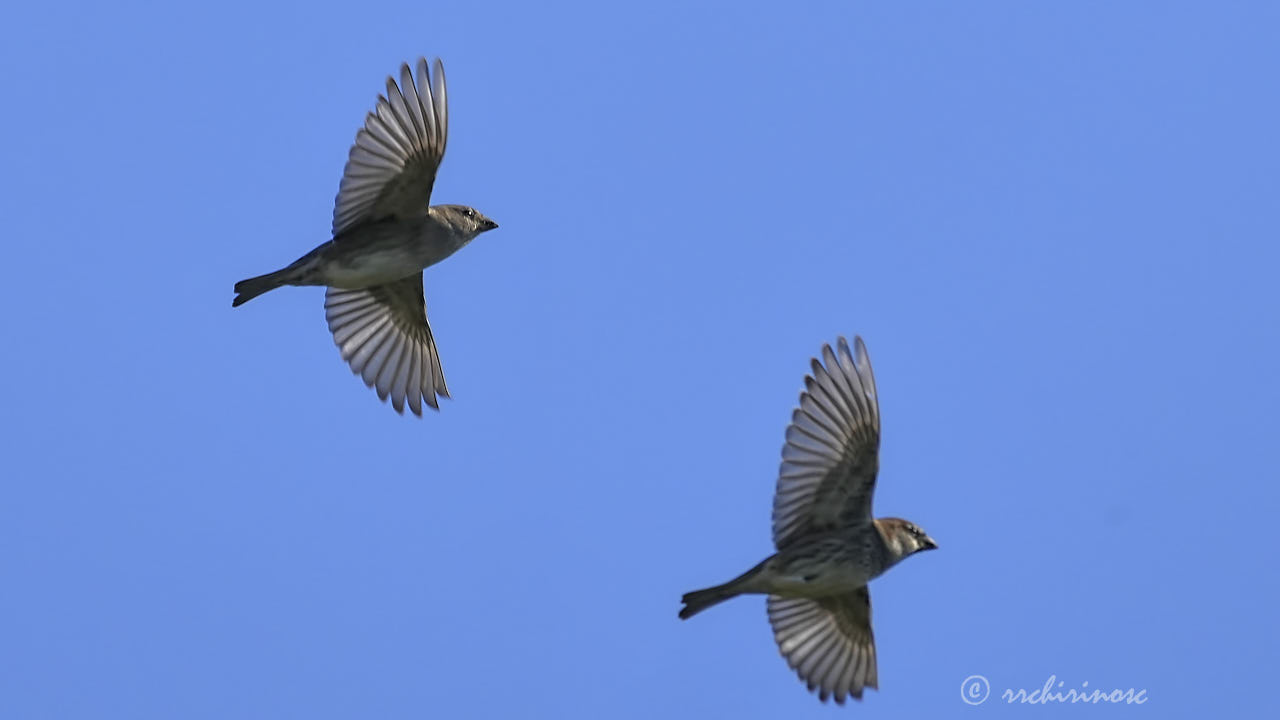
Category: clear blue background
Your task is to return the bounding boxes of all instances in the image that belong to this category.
[2,2,1276,717]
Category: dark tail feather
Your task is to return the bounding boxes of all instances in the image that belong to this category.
[679,558,770,620]
[679,583,742,620]
[232,269,291,307]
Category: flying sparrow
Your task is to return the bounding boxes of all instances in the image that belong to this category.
[233,58,497,415]
[680,336,937,704]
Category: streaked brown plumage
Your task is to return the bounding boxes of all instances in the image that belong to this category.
[680,336,937,704]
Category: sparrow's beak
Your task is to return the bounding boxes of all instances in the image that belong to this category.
[482,218,499,232]
[922,535,939,551]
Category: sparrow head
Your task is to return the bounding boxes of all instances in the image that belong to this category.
[435,204,499,239]
[876,517,938,567]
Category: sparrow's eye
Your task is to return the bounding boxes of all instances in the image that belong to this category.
[465,208,475,218]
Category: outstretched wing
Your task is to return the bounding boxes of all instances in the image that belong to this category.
[767,588,878,704]
[324,275,449,415]
[772,336,881,549]
[332,57,448,237]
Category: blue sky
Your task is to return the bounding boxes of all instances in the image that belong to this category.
[2,1,1277,717]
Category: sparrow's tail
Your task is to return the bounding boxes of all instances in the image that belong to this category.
[679,558,770,620]
[232,268,293,307]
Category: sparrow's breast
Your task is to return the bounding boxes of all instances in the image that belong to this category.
[766,536,877,597]
[318,219,438,288]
